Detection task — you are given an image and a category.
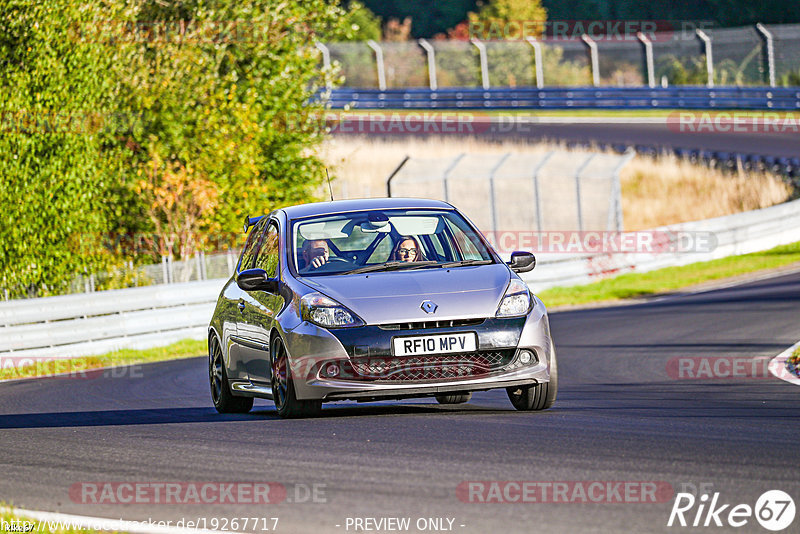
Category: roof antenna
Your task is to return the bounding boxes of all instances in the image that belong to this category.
[325,168,334,202]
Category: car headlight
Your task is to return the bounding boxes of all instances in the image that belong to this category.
[301,293,364,328]
[496,278,532,317]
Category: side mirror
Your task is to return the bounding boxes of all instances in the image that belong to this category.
[508,251,536,273]
[236,268,279,293]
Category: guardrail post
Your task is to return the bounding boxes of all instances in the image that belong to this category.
[196,251,206,281]
[525,37,544,88]
[226,250,235,275]
[418,39,438,91]
[315,42,332,90]
[531,152,554,232]
[755,23,776,88]
[488,153,512,234]
[442,154,466,202]
[470,39,490,90]
[695,29,714,88]
[366,39,386,91]
[574,154,597,232]
[637,32,656,88]
[161,255,169,284]
[581,34,600,87]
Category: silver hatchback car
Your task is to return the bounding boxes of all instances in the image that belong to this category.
[208,198,556,418]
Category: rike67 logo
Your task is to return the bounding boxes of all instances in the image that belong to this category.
[668,490,795,531]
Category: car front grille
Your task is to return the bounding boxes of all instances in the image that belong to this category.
[377,318,485,331]
[348,350,515,381]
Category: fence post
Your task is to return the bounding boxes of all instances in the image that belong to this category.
[315,42,332,90]
[637,32,656,88]
[525,37,544,88]
[531,152,554,233]
[385,155,410,197]
[755,23,776,87]
[470,39,490,90]
[442,154,466,202]
[608,149,635,232]
[488,153,512,235]
[366,40,386,91]
[574,154,597,232]
[581,34,600,87]
[418,39,438,91]
[695,29,714,88]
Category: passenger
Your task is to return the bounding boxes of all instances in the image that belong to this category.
[390,236,424,262]
[300,239,329,271]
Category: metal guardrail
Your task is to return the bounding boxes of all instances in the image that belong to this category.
[0,279,225,359]
[327,86,800,110]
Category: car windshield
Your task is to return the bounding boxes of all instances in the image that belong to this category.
[291,209,495,276]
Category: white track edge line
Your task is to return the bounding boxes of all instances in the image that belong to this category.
[2,507,226,534]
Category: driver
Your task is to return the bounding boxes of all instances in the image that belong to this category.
[300,239,329,271]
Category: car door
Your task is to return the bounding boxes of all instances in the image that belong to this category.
[227,218,267,381]
[237,220,284,384]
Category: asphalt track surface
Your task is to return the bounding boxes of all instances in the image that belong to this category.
[333,118,800,159]
[1,271,799,533]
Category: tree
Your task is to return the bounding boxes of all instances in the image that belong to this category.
[339,1,382,41]
[0,0,125,297]
[109,0,350,260]
[0,0,355,296]
[470,0,547,27]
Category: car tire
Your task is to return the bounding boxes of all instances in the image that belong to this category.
[507,343,558,411]
[271,336,322,419]
[435,393,472,404]
[209,336,254,414]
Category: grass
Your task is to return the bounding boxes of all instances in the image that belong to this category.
[0,338,205,382]
[537,241,800,308]
[319,137,792,230]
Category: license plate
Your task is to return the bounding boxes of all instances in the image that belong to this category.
[392,332,478,356]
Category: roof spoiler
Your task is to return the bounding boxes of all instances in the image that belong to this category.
[243,215,265,233]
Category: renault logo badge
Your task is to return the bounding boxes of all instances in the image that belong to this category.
[421,300,438,314]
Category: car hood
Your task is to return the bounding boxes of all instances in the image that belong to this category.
[300,264,512,324]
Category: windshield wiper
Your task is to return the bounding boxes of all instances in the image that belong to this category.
[343,261,438,275]
[438,259,493,268]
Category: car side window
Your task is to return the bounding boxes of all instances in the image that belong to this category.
[253,223,280,278]
[238,219,266,272]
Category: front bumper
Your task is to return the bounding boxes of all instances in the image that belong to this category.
[281,297,553,401]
